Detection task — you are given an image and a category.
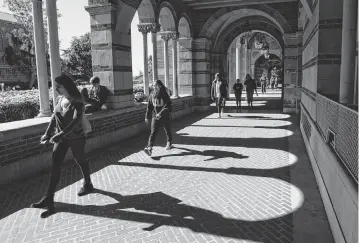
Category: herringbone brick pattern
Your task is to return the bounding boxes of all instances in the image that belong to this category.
[0,111,333,243]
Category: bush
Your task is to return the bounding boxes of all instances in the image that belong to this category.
[0,89,54,123]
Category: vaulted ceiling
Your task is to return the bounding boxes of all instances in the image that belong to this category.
[181,0,298,10]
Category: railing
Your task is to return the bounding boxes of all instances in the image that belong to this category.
[316,94,358,182]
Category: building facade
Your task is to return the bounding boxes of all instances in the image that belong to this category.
[0,12,27,85]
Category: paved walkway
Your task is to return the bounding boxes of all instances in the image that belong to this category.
[0,108,334,243]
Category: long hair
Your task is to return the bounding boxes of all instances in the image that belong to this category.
[152,80,167,98]
[245,74,252,81]
[55,73,84,104]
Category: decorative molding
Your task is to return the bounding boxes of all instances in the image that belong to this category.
[91,43,131,52]
[113,88,134,96]
[90,23,115,31]
[85,4,116,16]
[92,65,132,72]
[88,0,117,5]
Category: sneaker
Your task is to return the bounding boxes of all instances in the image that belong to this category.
[217,115,221,118]
[144,146,152,156]
[165,143,173,150]
[31,195,54,212]
[78,182,94,196]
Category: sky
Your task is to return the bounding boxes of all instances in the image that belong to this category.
[0,0,150,76]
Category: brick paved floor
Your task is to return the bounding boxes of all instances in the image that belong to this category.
[0,107,334,243]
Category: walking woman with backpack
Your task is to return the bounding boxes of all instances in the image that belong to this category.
[31,74,93,217]
[144,80,173,156]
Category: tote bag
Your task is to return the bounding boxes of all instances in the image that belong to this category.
[82,107,92,134]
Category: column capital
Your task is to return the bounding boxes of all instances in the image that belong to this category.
[149,23,161,33]
[160,31,178,41]
[137,23,152,34]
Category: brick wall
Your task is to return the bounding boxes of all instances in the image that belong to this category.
[316,94,358,182]
[0,97,198,185]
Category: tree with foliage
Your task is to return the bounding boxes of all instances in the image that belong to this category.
[4,0,60,88]
[61,33,92,79]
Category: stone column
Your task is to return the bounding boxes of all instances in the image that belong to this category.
[32,0,51,117]
[46,0,61,107]
[150,24,160,82]
[236,43,240,79]
[86,3,134,109]
[171,32,179,98]
[138,24,151,96]
[339,0,358,104]
[161,33,171,88]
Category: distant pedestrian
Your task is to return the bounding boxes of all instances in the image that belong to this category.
[31,74,93,216]
[244,74,258,108]
[260,73,267,94]
[232,79,243,113]
[211,73,228,118]
[144,80,173,157]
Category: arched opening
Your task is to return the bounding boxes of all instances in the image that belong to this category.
[130,0,157,101]
[254,54,282,87]
[178,15,193,95]
[156,5,177,94]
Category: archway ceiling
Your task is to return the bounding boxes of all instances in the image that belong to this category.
[182,0,297,10]
[214,17,284,53]
[212,14,283,47]
[198,6,293,40]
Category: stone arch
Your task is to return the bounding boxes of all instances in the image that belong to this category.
[214,16,284,52]
[214,18,284,54]
[178,14,192,38]
[199,6,292,39]
[254,53,283,82]
[158,2,177,32]
[137,0,157,23]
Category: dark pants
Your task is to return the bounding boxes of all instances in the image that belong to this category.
[247,90,254,104]
[216,97,225,114]
[47,138,91,196]
[261,84,266,93]
[235,94,242,109]
[148,116,172,147]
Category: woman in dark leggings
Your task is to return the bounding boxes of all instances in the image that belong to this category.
[144,80,173,156]
[31,74,94,216]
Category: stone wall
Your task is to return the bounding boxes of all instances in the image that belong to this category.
[300,102,358,243]
[0,96,198,185]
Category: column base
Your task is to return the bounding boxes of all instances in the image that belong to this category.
[37,111,52,118]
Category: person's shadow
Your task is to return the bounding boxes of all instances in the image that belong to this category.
[152,147,249,161]
[38,188,296,243]
[46,189,223,231]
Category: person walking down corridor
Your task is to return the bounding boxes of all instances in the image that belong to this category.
[144,80,173,157]
[244,74,258,108]
[31,74,94,216]
[260,73,267,94]
[232,79,243,113]
[211,73,228,118]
